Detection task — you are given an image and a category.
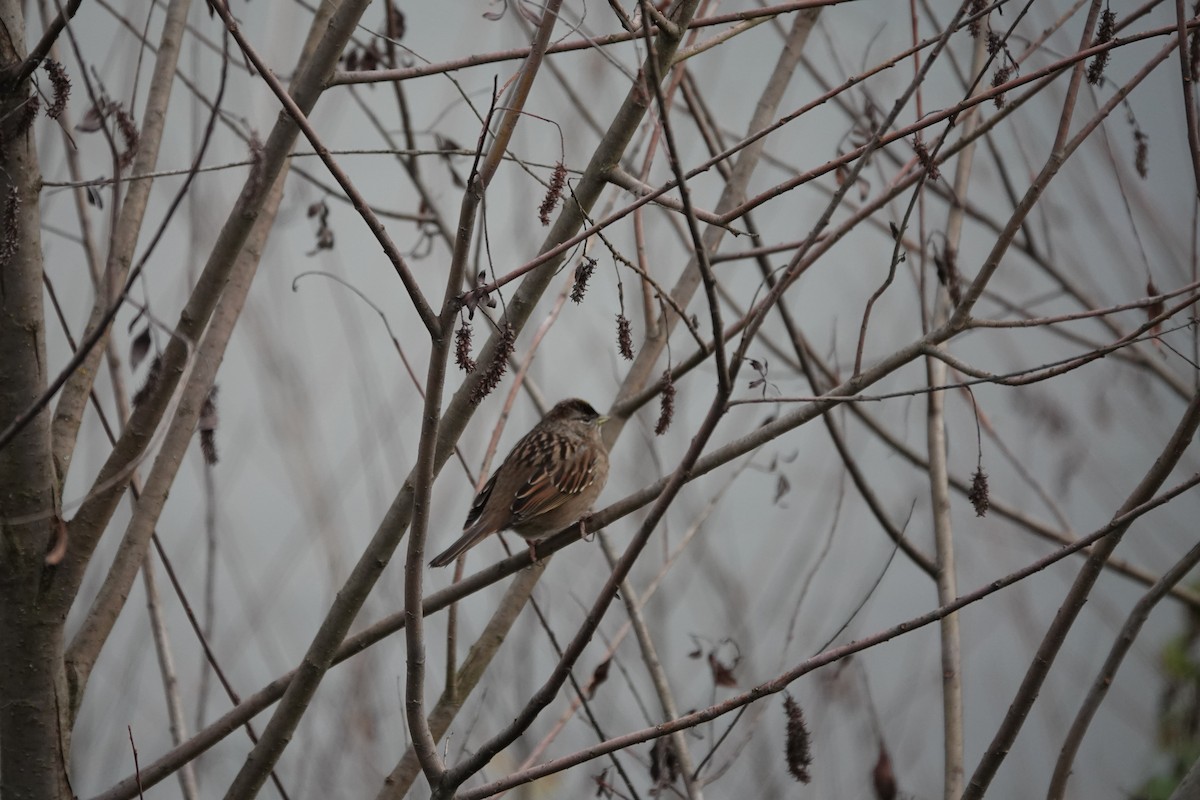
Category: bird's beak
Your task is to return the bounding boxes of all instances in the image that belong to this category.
[596,415,610,426]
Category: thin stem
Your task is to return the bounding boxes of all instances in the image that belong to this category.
[1176,0,1200,197]
[929,23,990,799]
[1046,535,1200,800]
[328,0,848,86]
[207,0,439,336]
[963,388,1200,800]
[639,0,729,397]
[49,0,194,478]
[599,533,704,800]
[2,0,82,88]
[459,472,1200,798]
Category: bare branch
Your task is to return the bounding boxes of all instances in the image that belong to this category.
[963,388,1200,799]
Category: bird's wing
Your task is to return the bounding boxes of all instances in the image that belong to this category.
[510,437,600,522]
[463,471,498,532]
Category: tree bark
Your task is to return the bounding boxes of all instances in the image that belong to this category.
[0,1,71,796]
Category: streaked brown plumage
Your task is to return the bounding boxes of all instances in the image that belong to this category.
[429,399,610,568]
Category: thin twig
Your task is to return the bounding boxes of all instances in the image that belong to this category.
[459,472,1200,798]
[206,0,439,336]
[1046,534,1200,800]
[963,387,1200,799]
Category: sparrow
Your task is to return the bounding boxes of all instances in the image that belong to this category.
[429,398,610,568]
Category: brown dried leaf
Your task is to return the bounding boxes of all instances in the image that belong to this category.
[873,745,897,800]
[385,2,406,40]
[708,652,737,687]
[130,327,151,370]
[76,103,105,133]
[588,658,611,698]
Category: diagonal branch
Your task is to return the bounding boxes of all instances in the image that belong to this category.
[47,0,365,618]
[208,0,439,336]
[963,388,1200,799]
[1,0,81,89]
[49,0,194,479]
[1047,533,1200,800]
[456,471,1200,798]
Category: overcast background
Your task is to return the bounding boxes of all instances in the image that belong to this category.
[29,0,1200,797]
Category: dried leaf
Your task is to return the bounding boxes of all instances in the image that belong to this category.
[873,745,897,800]
[130,327,151,370]
[76,103,105,133]
[385,2,406,40]
[708,652,737,687]
[307,200,335,254]
[312,227,334,252]
[774,473,791,504]
[588,658,611,698]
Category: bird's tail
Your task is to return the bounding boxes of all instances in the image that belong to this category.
[428,521,492,568]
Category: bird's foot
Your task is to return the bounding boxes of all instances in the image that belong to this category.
[580,515,598,542]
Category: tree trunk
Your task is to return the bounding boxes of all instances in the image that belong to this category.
[0,0,72,795]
